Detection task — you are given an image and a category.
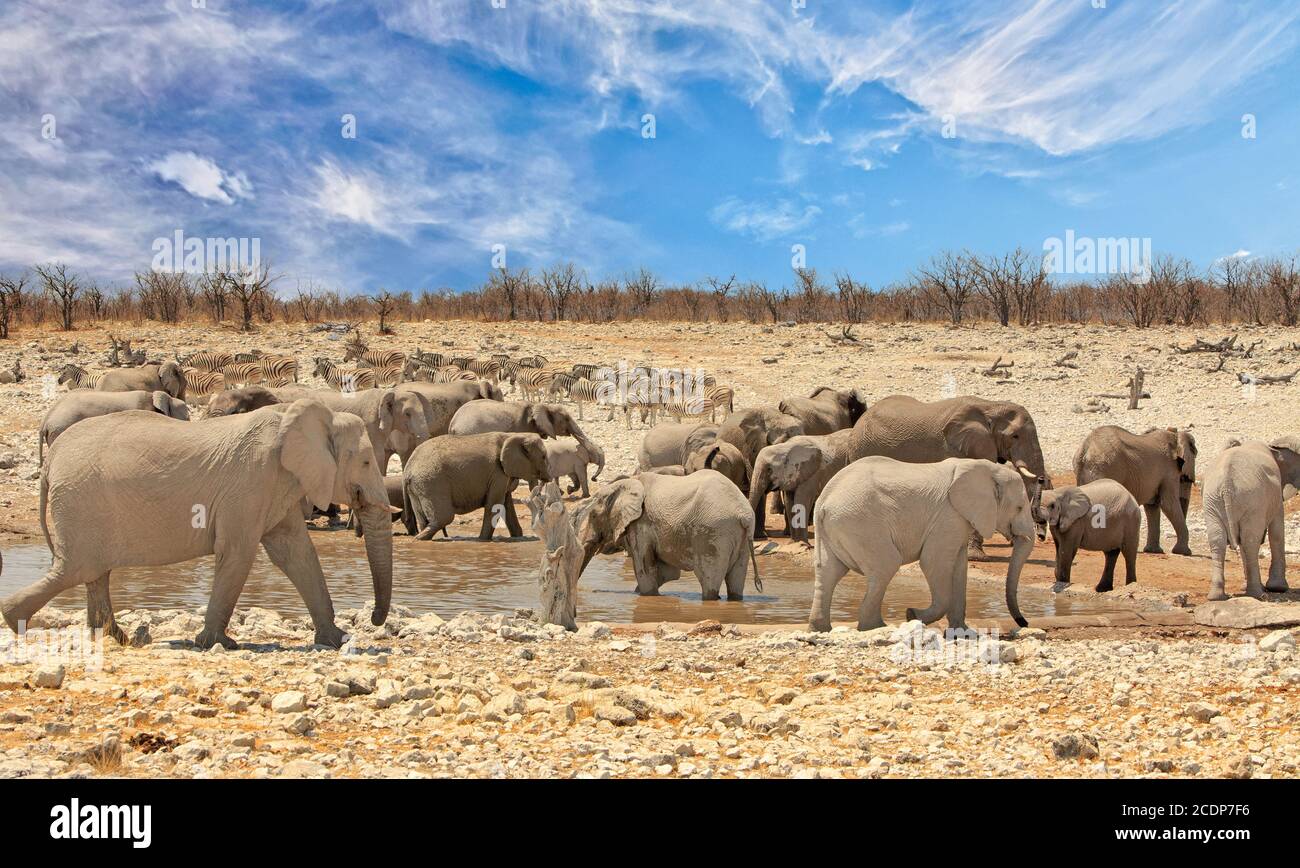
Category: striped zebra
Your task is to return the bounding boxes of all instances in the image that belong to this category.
[313,358,377,392]
[220,362,266,387]
[516,368,555,401]
[57,364,104,390]
[412,349,447,368]
[348,347,406,369]
[703,385,734,419]
[233,350,265,363]
[464,359,500,382]
[434,366,479,383]
[258,355,299,386]
[662,395,716,424]
[182,368,227,401]
[567,378,619,421]
[450,356,474,370]
[497,360,524,392]
[178,350,234,373]
[547,371,578,399]
[571,363,601,380]
[371,364,405,387]
[517,355,547,368]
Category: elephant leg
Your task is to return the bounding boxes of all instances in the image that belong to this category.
[567,471,581,495]
[1095,550,1119,593]
[943,557,970,632]
[809,548,849,632]
[1207,523,1229,601]
[1142,503,1163,554]
[1265,512,1289,592]
[503,495,524,538]
[577,465,590,498]
[967,531,988,560]
[261,514,345,648]
[85,573,127,646]
[858,551,905,631]
[752,494,768,540]
[1161,487,1192,555]
[1,558,98,634]
[907,542,954,626]
[724,552,747,601]
[627,528,660,596]
[657,562,681,590]
[1053,535,1078,590]
[1123,523,1140,585]
[790,489,813,545]
[1241,532,1265,599]
[196,541,259,650]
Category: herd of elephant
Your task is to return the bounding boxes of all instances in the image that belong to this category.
[1,358,1297,649]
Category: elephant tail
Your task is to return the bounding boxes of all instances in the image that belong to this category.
[749,541,763,593]
[36,425,44,466]
[39,464,52,555]
[1221,482,1240,552]
[401,473,418,537]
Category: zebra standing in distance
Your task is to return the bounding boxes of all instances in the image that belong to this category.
[345,345,406,369]
[56,364,104,390]
[464,359,500,382]
[182,368,227,401]
[567,378,620,421]
[177,350,234,373]
[219,362,266,387]
[515,368,555,401]
[313,358,377,392]
[258,355,299,386]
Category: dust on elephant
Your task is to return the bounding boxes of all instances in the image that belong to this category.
[1202,437,1300,600]
[39,389,190,463]
[386,380,502,468]
[749,429,854,543]
[637,422,718,471]
[272,386,429,471]
[402,432,550,540]
[1036,479,1141,593]
[543,439,606,497]
[572,470,760,600]
[205,385,282,418]
[777,386,868,435]
[1074,425,1196,556]
[1,400,393,649]
[97,362,187,401]
[810,457,1037,632]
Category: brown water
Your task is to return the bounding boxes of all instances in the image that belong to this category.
[0,532,1124,625]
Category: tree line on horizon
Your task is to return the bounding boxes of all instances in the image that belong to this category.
[0,248,1297,338]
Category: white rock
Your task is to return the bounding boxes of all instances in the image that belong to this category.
[270,690,307,713]
[1258,630,1296,653]
[32,664,65,689]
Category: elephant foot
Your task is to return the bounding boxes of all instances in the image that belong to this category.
[753,530,768,541]
[313,624,347,649]
[727,592,743,602]
[194,629,238,651]
[1171,544,1193,556]
[701,591,721,602]
[413,527,435,541]
[1206,588,1229,602]
[105,620,129,646]
[1094,581,1114,593]
[1,602,22,634]
[1265,579,1290,593]
[1051,581,1070,593]
[809,618,831,633]
[1245,586,1267,601]
[967,545,991,561]
[1142,544,1164,555]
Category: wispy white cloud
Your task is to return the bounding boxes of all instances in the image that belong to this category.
[148,151,251,204]
[710,197,820,242]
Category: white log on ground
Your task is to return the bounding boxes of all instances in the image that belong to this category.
[527,482,583,631]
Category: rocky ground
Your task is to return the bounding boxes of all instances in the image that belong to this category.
[1,318,1299,778]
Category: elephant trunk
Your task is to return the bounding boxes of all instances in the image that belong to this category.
[357,505,393,625]
[748,456,772,517]
[579,538,600,576]
[1005,533,1033,628]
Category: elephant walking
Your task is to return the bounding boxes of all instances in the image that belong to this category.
[1202,437,1300,600]
[1036,480,1142,593]
[1,400,393,650]
[1074,426,1196,555]
[573,470,761,600]
[810,457,1037,632]
[748,430,854,543]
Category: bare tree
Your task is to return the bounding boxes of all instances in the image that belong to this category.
[0,272,27,339]
[374,290,398,334]
[1264,253,1299,326]
[488,266,527,321]
[916,251,977,325]
[974,248,1043,327]
[792,268,829,322]
[834,273,870,324]
[35,262,80,330]
[1210,256,1264,326]
[134,270,188,323]
[706,274,735,323]
[624,267,659,316]
[540,262,581,321]
[1153,255,1201,326]
[217,262,276,332]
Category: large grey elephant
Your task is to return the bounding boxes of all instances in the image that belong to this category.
[683,441,750,492]
[448,400,600,456]
[389,380,503,466]
[402,432,551,540]
[97,361,187,401]
[272,386,429,471]
[637,422,718,471]
[749,429,854,543]
[717,406,805,533]
[205,385,282,417]
[39,389,190,463]
[810,457,1037,632]
[777,386,868,435]
[1202,437,1300,600]
[1,400,393,649]
[1036,480,1141,593]
[572,470,760,600]
[1074,425,1196,555]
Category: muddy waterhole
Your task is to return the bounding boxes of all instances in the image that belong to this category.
[0,528,1134,625]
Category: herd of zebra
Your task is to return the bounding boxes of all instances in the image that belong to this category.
[55,340,738,426]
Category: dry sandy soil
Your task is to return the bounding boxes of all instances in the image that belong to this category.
[1,318,1299,779]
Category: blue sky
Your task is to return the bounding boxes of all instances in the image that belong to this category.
[2,0,1298,294]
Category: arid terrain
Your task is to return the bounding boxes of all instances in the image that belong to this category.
[1,319,1299,778]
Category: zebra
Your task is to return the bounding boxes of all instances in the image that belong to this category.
[313,358,377,392]
[450,356,474,370]
[412,349,446,368]
[371,364,405,387]
[464,359,500,382]
[258,355,299,386]
[178,350,234,373]
[348,347,406,369]
[497,360,524,392]
[182,368,227,401]
[517,355,547,368]
[703,385,734,419]
[219,362,266,387]
[571,363,601,380]
[233,350,265,363]
[661,395,716,424]
[434,367,478,383]
[57,364,104,390]
[547,371,579,399]
[567,378,620,421]
[516,368,555,401]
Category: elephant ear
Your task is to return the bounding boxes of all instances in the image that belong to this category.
[378,390,395,433]
[606,478,645,543]
[1056,488,1092,532]
[1269,435,1300,455]
[787,441,823,482]
[499,434,536,479]
[150,390,171,414]
[942,410,996,461]
[530,405,557,438]
[947,461,998,540]
[277,399,339,511]
[161,363,186,399]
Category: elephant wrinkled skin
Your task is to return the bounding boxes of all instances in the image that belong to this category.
[39,389,190,463]
[749,430,854,543]
[1036,479,1141,593]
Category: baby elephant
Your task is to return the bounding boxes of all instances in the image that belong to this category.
[542,439,606,497]
[402,432,550,540]
[1037,480,1141,593]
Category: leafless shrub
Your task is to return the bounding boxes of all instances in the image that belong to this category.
[1263,254,1299,326]
[35,262,80,330]
[916,251,978,325]
[0,272,27,339]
